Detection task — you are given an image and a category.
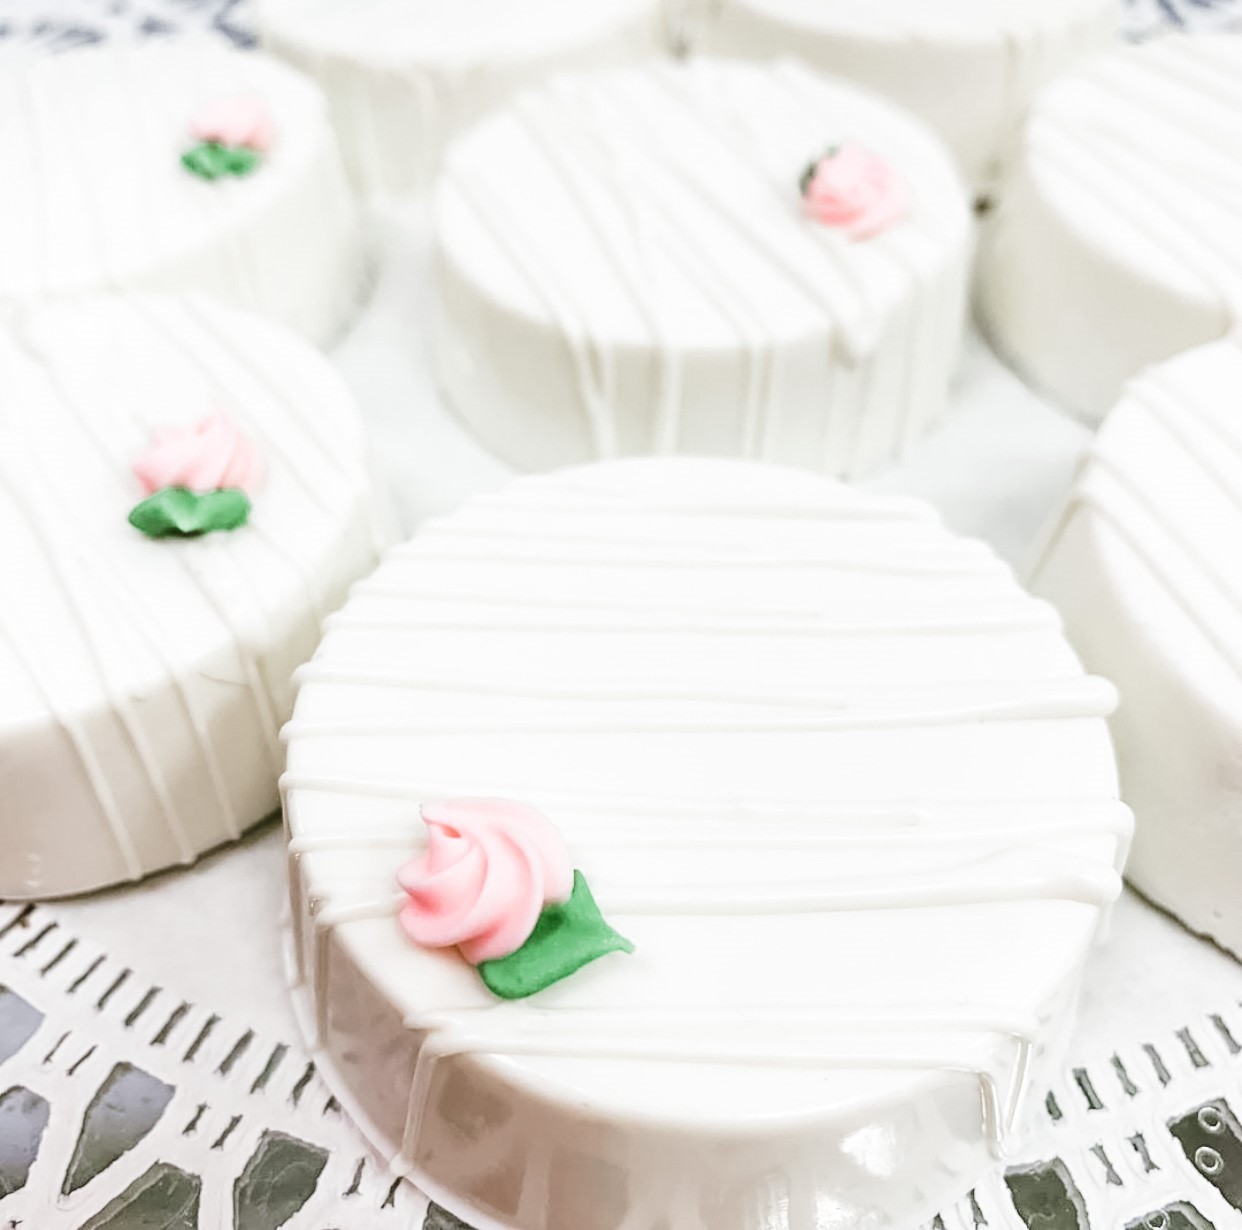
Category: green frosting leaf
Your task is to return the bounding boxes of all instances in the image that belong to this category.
[798,160,818,197]
[128,487,251,539]
[181,141,262,181]
[799,145,841,196]
[478,871,634,1001]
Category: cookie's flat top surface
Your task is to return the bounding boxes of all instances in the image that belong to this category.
[286,458,1124,1130]
[437,59,968,353]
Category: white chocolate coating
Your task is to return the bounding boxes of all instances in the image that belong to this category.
[674,0,1120,194]
[433,59,973,479]
[257,0,661,199]
[1032,336,1242,960]
[977,33,1242,421]
[283,458,1129,1230]
[0,41,364,344]
[0,295,391,900]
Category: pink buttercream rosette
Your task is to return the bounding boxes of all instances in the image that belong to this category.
[189,93,275,152]
[398,799,575,965]
[801,143,907,240]
[132,410,265,496]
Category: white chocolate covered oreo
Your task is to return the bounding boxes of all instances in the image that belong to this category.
[283,458,1129,1230]
[1033,336,1242,959]
[977,34,1242,420]
[433,59,973,478]
[0,41,364,343]
[0,295,391,899]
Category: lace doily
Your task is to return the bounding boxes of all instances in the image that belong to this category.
[0,0,1239,60]
[1,900,1241,1229]
[0,0,253,58]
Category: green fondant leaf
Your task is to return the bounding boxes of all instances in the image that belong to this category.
[224,146,262,176]
[181,142,230,180]
[799,145,841,196]
[128,486,251,539]
[478,871,634,1001]
[182,141,261,181]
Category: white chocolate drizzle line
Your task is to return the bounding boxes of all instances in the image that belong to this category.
[392,538,999,578]
[383,546,997,575]
[281,773,1121,824]
[290,663,1101,707]
[282,771,1130,852]
[504,478,936,522]
[591,850,1120,915]
[285,809,1130,865]
[302,848,1118,928]
[320,599,1059,637]
[279,675,1116,740]
[306,894,405,1042]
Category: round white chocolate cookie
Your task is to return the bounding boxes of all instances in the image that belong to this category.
[433,59,973,479]
[0,41,364,344]
[0,295,391,900]
[283,458,1129,1230]
[256,0,661,199]
[1032,336,1242,960]
[977,33,1242,421]
[673,0,1120,194]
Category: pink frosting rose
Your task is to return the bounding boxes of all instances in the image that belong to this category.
[132,410,265,495]
[398,799,575,965]
[801,143,907,240]
[190,94,275,152]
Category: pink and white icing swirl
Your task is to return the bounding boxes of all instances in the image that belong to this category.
[398,799,575,965]
[802,143,907,240]
[189,94,275,152]
[132,410,265,495]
